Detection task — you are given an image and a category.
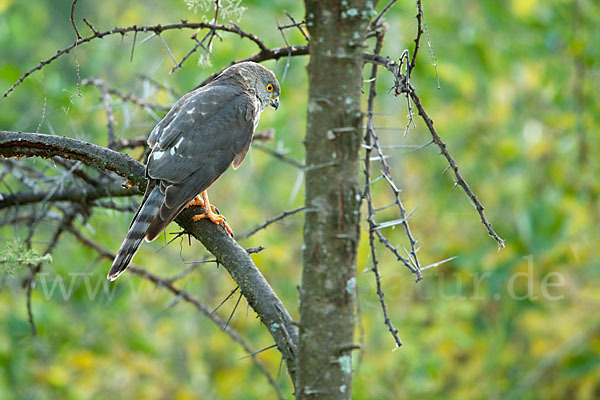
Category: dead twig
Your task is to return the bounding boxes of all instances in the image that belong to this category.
[64,228,284,400]
[82,78,116,149]
[407,85,505,248]
[239,206,306,239]
[361,53,505,248]
[3,22,284,98]
[70,0,81,40]
[362,29,404,347]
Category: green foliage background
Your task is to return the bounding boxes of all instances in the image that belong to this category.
[1,0,599,398]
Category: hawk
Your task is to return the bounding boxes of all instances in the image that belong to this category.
[108,62,280,281]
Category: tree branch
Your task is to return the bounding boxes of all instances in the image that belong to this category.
[0,131,299,383]
[406,85,505,248]
[175,208,299,382]
[65,226,285,400]
[360,54,506,249]
[0,182,135,209]
[0,131,146,190]
[195,45,309,88]
[3,22,282,98]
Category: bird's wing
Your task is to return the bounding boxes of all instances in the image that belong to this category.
[142,83,259,240]
[147,84,256,183]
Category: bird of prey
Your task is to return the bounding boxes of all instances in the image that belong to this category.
[107,62,280,281]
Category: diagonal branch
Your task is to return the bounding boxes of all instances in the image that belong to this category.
[82,78,170,112]
[0,130,299,384]
[361,54,505,248]
[239,206,306,239]
[175,207,299,382]
[194,45,309,88]
[363,29,405,348]
[406,85,505,248]
[65,227,284,400]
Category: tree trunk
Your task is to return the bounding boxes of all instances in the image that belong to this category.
[297,1,374,398]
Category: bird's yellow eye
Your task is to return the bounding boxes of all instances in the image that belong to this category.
[266,83,274,92]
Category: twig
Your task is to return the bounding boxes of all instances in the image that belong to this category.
[408,0,424,76]
[0,182,137,209]
[362,30,403,347]
[0,131,299,383]
[82,18,99,35]
[360,53,505,248]
[239,206,306,239]
[373,229,419,276]
[283,11,309,42]
[171,38,208,74]
[364,32,422,279]
[3,22,282,98]
[64,227,284,400]
[252,143,304,169]
[369,0,397,31]
[82,78,116,148]
[24,207,79,335]
[378,169,421,275]
[407,84,505,248]
[70,0,82,40]
[25,279,37,336]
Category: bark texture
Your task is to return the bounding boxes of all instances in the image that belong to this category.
[297,2,374,398]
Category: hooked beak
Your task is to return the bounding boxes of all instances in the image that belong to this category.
[270,98,279,110]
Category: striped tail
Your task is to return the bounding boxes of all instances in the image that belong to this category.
[107,187,164,281]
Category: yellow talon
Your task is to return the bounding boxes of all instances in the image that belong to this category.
[190,191,233,236]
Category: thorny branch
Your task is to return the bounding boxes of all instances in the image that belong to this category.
[406,85,505,248]
[0,6,507,389]
[70,0,82,40]
[3,21,286,98]
[0,131,299,384]
[363,27,405,348]
[408,0,424,76]
[361,51,506,248]
[369,0,397,32]
[83,78,170,112]
[239,206,307,239]
[0,131,147,190]
[24,206,80,336]
[194,45,309,88]
[80,78,116,149]
[65,227,285,400]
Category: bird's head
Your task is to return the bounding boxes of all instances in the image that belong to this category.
[220,62,280,111]
[251,63,280,111]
